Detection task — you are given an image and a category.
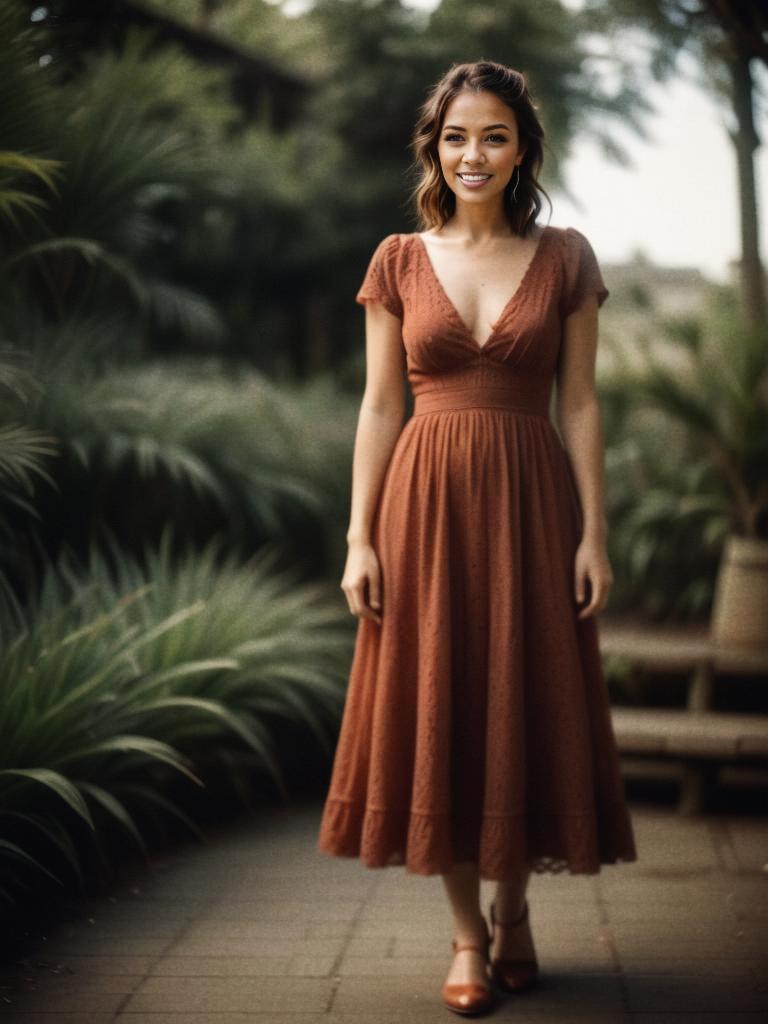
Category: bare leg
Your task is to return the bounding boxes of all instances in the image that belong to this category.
[441,861,489,986]
[494,865,530,919]
[490,864,532,960]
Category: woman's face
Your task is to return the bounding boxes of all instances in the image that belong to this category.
[436,89,525,205]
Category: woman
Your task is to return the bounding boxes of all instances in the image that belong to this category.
[317,59,637,1016]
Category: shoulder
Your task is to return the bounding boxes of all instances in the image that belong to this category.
[551,226,602,272]
[363,233,405,272]
[563,226,601,257]
[549,224,591,250]
[370,232,402,256]
[356,233,406,318]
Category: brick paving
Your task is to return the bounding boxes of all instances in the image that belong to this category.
[1,797,767,1022]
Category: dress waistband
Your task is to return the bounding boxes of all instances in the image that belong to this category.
[412,384,550,418]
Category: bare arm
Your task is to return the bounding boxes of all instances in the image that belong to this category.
[554,293,614,618]
[342,301,406,623]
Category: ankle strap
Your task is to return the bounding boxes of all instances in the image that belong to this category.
[452,927,490,955]
[491,899,529,928]
[452,939,487,954]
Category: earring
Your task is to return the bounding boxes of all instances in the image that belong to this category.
[511,165,521,202]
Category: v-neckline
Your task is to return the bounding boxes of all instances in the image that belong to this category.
[413,225,551,351]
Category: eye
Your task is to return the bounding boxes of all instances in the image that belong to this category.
[442,133,509,143]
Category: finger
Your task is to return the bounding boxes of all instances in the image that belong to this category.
[576,567,589,605]
[349,586,365,618]
[588,580,609,617]
[578,583,599,618]
[351,582,381,624]
[358,602,382,624]
[369,572,381,612]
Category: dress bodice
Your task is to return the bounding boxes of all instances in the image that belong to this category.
[355,225,609,417]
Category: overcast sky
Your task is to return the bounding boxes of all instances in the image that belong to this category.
[398,0,767,284]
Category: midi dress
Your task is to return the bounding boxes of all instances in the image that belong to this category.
[316,224,638,879]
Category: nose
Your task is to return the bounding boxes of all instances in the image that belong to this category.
[461,139,485,164]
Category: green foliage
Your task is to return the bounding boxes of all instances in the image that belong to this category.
[0,341,60,563]
[634,318,768,539]
[602,397,728,618]
[600,289,768,619]
[0,334,356,556]
[0,1,58,154]
[0,150,63,232]
[0,5,225,345]
[153,0,316,72]
[63,25,241,142]
[0,529,351,909]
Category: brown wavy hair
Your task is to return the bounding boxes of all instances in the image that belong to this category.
[408,60,551,237]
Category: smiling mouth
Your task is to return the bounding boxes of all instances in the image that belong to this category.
[457,173,492,181]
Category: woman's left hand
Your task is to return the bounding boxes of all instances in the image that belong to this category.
[574,537,614,619]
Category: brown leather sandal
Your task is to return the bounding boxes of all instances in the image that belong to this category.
[488,899,539,992]
[441,921,494,1016]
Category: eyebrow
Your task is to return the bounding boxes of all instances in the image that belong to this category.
[442,123,511,131]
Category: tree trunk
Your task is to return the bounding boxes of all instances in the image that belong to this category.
[727,52,766,327]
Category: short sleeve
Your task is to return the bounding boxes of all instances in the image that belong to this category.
[561,227,609,318]
[355,233,403,320]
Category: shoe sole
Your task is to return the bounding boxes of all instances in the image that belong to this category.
[442,1001,494,1016]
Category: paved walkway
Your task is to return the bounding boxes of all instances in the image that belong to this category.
[1,797,766,1022]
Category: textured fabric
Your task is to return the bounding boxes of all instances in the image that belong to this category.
[316,225,638,879]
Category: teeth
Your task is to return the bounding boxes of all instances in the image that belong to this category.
[459,174,491,181]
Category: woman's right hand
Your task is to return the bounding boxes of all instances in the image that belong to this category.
[341,541,382,624]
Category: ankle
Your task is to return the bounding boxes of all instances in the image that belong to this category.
[453,912,488,946]
[492,897,528,926]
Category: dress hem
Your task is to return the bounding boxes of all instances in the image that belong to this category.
[317,796,638,880]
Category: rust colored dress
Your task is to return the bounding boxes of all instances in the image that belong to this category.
[316,224,638,878]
